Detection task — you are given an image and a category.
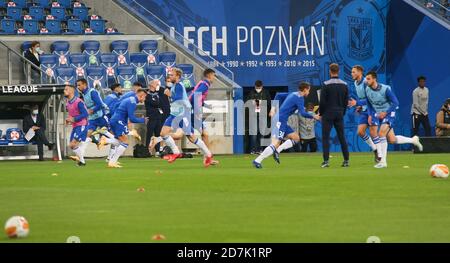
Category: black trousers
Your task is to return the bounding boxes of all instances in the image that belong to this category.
[321,112,349,162]
[32,130,50,160]
[412,113,431,136]
[146,117,163,150]
[300,138,317,152]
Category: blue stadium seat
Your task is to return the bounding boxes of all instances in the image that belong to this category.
[45,20,61,34]
[69,53,88,79]
[130,53,147,85]
[11,0,27,8]
[146,65,165,88]
[100,53,118,88]
[22,19,39,34]
[50,7,66,20]
[21,41,32,55]
[7,6,22,20]
[1,19,15,34]
[111,40,129,65]
[67,18,82,34]
[51,41,70,66]
[6,128,27,145]
[72,6,89,21]
[55,67,75,85]
[86,66,107,90]
[35,0,50,6]
[140,40,158,65]
[178,64,195,89]
[117,66,136,90]
[90,19,105,34]
[159,52,176,75]
[81,40,101,66]
[40,54,58,83]
[28,6,44,20]
[57,0,72,8]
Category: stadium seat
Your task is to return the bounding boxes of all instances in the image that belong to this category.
[57,0,72,8]
[178,64,195,89]
[1,19,15,34]
[158,52,176,75]
[86,66,107,90]
[7,6,22,20]
[67,18,82,34]
[45,20,61,34]
[69,53,88,79]
[51,41,70,66]
[72,6,89,21]
[90,19,105,34]
[146,65,165,88]
[22,19,39,34]
[6,128,27,145]
[111,40,129,65]
[34,0,50,6]
[117,66,136,90]
[28,6,44,21]
[11,0,27,8]
[140,40,158,65]
[50,7,66,20]
[81,40,101,66]
[39,54,58,83]
[21,41,32,55]
[130,53,147,85]
[55,67,75,85]
[100,53,118,88]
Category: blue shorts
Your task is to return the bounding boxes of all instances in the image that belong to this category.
[370,111,396,127]
[358,111,369,125]
[164,114,194,135]
[110,119,129,138]
[274,119,294,140]
[87,115,110,131]
[70,125,87,142]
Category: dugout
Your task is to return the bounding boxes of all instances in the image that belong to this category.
[0,84,65,160]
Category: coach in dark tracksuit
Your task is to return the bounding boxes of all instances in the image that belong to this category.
[319,63,350,168]
[23,105,54,161]
[145,80,166,153]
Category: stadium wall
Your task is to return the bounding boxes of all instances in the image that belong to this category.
[126,0,449,152]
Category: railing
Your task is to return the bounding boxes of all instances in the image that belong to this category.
[405,0,450,29]
[114,0,236,83]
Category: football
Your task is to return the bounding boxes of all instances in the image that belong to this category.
[430,164,449,179]
[4,216,29,238]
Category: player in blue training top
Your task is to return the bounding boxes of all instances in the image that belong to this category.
[363,71,423,168]
[151,68,214,167]
[116,82,145,141]
[76,79,114,148]
[104,88,147,168]
[102,83,123,162]
[269,92,290,140]
[348,65,380,163]
[253,82,321,169]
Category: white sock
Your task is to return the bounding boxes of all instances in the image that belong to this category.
[108,145,116,161]
[277,139,295,153]
[395,135,414,144]
[380,137,388,164]
[104,131,114,138]
[162,135,180,154]
[106,137,120,146]
[255,144,276,163]
[361,134,376,151]
[194,138,211,157]
[110,143,127,164]
[154,136,163,144]
[85,137,92,144]
[373,136,381,159]
[78,141,87,163]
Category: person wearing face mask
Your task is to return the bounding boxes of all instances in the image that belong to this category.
[247,80,271,154]
[145,79,165,154]
[436,98,450,137]
[24,41,43,84]
[23,105,54,161]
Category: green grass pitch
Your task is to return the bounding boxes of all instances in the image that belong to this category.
[1,152,450,243]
